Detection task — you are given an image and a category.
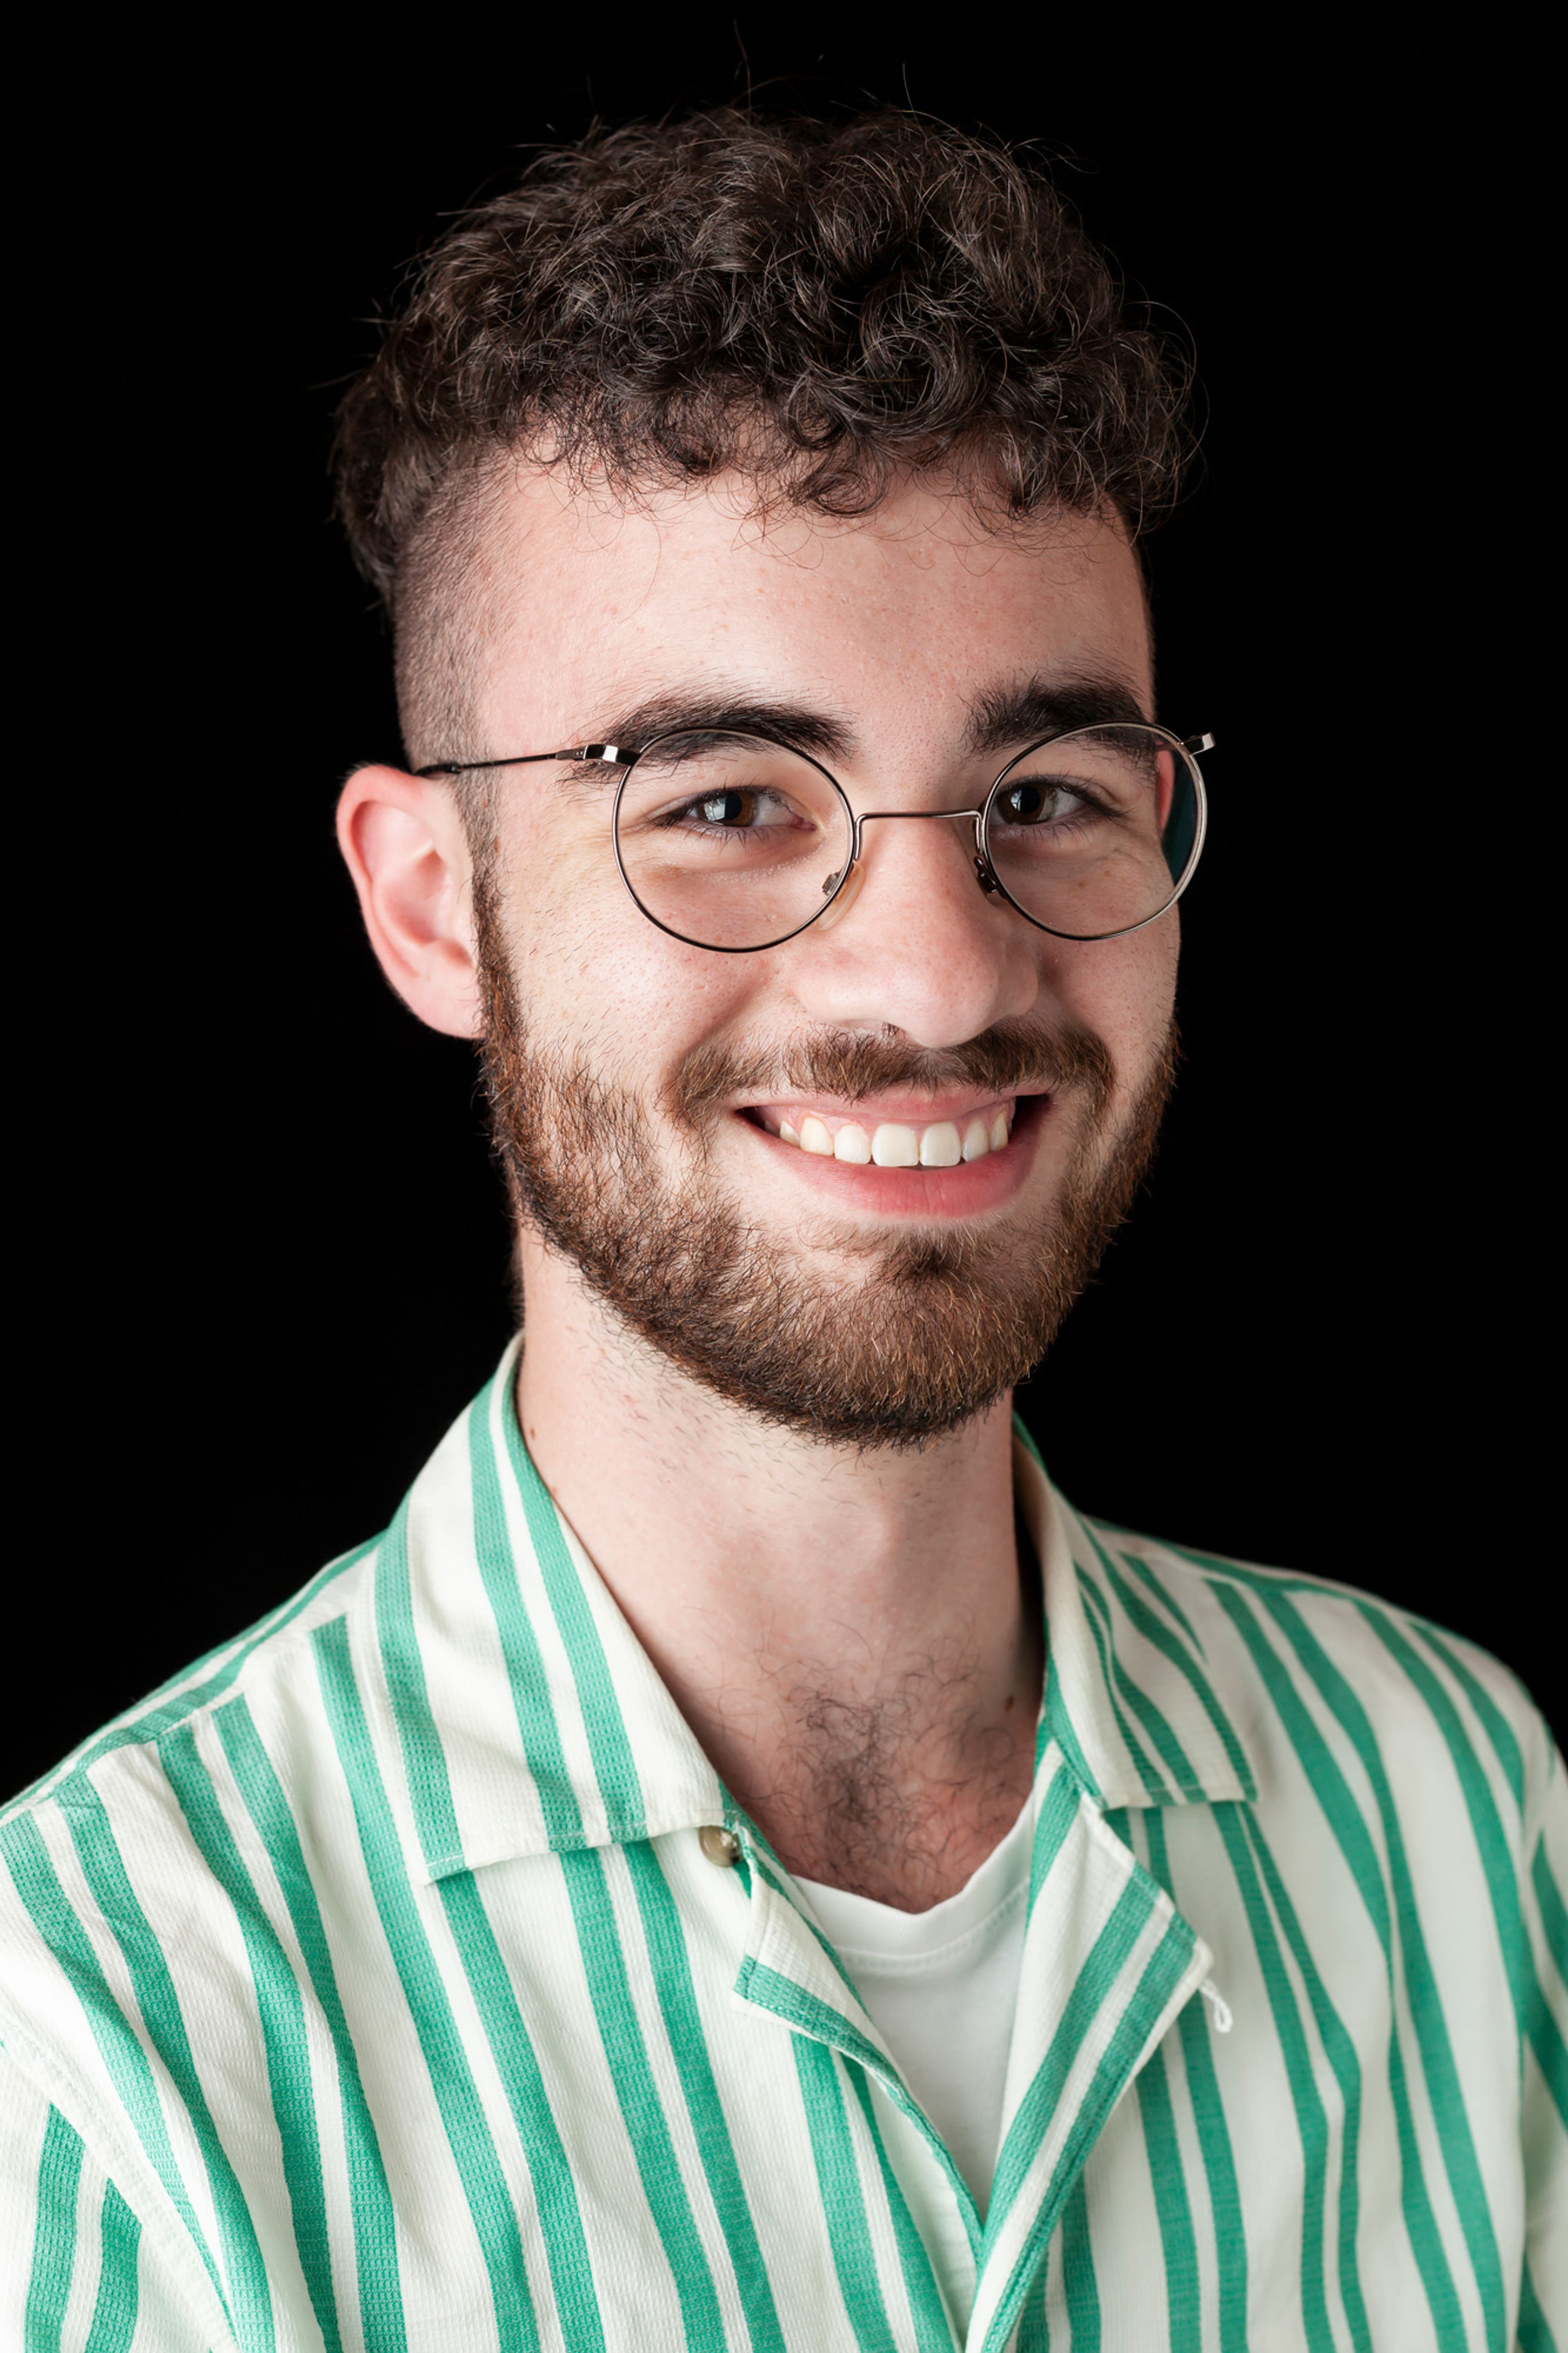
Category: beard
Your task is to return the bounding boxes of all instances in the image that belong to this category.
[476,898,1175,1448]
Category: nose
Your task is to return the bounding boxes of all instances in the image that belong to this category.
[783,807,1040,1048]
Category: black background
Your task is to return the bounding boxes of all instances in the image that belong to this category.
[10,24,1555,1795]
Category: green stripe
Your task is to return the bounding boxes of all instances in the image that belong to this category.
[370,1500,467,1871]
[1073,1575,1180,1797]
[24,2102,82,2353]
[434,1871,607,2353]
[791,2039,900,2353]
[312,1616,542,2353]
[558,1847,727,2348]
[83,2181,141,2353]
[622,1841,787,2353]
[1534,1838,1568,1990]
[1081,1563,1205,1793]
[1016,2284,1051,2353]
[1360,1604,1533,2030]
[1237,1810,1372,2353]
[749,1843,871,2010]
[1210,1581,1465,2339]
[5,1539,378,1821]
[844,2070,953,2353]
[1100,1804,1132,1847]
[54,1777,276,2350]
[983,1916,1197,2353]
[379,1427,584,1885]
[1059,2176,1099,2349]
[1261,1590,1506,2350]
[499,1392,646,1831]
[1091,1535,1256,1795]
[156,1722,343,2353]
[1363,1601,1568,2134]
[1165,1542,1380,1608]
[215,1698,407,2352]
[1110,1538,1204,1648]
[465,1392,591,1849]
[736,1960,895,2079]
[737,1959,979,2240]
[1210,1802,1336,2351]
[989,1871,1167,2238]
[1132,2040,1201,2353]
[376,1443,693,2345]
[1143,1814,1248,2353]
[1409,1623,1526,1808]
[1027,1760,1086,1924]
[1040,1658,1100,1797]
[1208,1584,1388,1934]
[0,1814,229,2320]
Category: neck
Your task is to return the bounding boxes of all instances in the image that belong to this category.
[514,1233,1044,1909]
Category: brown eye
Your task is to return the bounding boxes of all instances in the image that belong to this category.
[998,780,1084,825]
[698,791,750,825]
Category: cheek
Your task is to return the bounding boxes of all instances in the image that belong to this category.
[501,821,763,1066]
[1039,920,1179,1076]
[492,805,625,991]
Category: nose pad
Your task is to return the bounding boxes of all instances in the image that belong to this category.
[815,857,866,934]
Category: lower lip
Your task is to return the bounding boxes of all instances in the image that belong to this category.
[737,1096,1049,1217]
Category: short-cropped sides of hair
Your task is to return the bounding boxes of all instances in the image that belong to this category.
[333,108,1193,627]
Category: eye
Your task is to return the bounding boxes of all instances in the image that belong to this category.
[996,778,1091,825]
[682,788,800,830]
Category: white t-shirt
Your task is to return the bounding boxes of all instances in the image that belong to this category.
[795,1797,1033,2215]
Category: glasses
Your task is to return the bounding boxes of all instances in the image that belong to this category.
[419,722,1212,955]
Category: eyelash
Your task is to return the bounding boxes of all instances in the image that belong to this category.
[991,784,1114,829]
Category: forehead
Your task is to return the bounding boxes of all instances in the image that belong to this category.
[468,468,1152,753]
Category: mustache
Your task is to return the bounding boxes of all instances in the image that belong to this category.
[668,1018,1117,1125]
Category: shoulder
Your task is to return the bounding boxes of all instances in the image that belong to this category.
[0,1530,388,2025]
[0,1528,396,2253]
[0,1522,408,2244]
[3,1530,384,1831]
[1076,1509,1561,1844]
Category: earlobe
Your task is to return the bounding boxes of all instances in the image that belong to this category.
[336,766,484,1039]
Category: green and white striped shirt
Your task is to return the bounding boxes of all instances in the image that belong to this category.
[3,1343,1565,2350]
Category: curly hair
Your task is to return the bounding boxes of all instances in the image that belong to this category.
[334,109,1190,760]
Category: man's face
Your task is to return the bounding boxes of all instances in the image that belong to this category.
[463,471,1178,1443]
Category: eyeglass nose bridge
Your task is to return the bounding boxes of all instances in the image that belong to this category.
[819,805,994,934]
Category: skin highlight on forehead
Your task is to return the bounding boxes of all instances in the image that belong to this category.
[395,465,1153,783]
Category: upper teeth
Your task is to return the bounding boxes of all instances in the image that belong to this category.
[771,1105,1014,1165]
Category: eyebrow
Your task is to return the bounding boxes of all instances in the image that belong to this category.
[590,691,855,767]
[966,673,1151,756]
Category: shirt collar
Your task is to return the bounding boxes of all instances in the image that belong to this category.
[376,1345,1254,1887]
[1014,1424,1257,1809]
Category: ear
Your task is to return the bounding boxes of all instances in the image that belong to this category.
[336,766,483,1039]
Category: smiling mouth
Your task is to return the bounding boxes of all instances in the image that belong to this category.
[744,1097,1022,1167]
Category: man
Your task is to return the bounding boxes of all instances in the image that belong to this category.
[2,110,1563,2353]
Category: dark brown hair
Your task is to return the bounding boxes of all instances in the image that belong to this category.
[334,109,1189,755]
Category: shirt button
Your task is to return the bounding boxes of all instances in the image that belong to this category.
[698,1824,742,1868]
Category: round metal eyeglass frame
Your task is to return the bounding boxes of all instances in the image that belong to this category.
[418,722,1214,954]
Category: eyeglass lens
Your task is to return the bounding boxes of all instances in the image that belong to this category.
[612,725,1200,952]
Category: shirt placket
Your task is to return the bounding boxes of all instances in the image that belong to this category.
[731,1832,981,2346]
[966,1745,1213,2352]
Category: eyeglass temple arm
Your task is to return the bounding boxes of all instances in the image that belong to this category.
[414,746,623,779]
[417,734,1213,780]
